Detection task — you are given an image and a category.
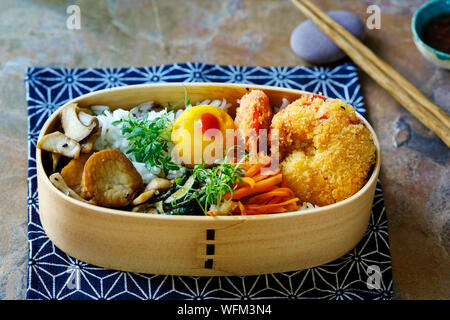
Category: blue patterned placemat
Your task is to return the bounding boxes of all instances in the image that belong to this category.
[26,62,392,300]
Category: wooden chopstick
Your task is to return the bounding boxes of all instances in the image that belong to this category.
[290,0,450,147]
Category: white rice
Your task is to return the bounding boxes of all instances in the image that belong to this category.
[92,99,230,184]
[90,105,110,115]
[93,103,185,184]
[194,98,232,112]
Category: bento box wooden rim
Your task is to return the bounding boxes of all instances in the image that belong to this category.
[36,82,381,222]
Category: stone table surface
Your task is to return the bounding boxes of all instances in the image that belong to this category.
[0,0,448,300]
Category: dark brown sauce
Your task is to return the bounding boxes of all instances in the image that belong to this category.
[421,14,450,54]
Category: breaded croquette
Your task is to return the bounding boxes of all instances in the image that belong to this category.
[271,96,376,206]
[234,90,273,153]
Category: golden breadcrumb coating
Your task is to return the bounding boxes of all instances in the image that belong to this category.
[234,90,273,152]
[271,96,376,206]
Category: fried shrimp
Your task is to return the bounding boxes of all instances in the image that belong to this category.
[271,96,376,206]
[234,90,273,153]
[81,149,143,207]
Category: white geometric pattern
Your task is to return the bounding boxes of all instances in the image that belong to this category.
[26,63,391,300]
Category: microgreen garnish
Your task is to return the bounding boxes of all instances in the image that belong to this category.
[111,89,192,176]
[167,86,190,111]
[187,152,250,215]
[112,111,179,176]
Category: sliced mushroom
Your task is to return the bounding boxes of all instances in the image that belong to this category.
[77,107,94,115]
[145,177,172,192]
[132,178,173,205]
[61,103,96,142]
[81,149,143,207]
[80,125,100,154]
[132,189,156,206]
[37,131,81,158]
[51,153,60,173]
[78,111,97,127]
[49,173,90,203]
[60,153,92,194]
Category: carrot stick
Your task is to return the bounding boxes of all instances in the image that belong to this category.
[252,168,281,182]
[252,174,269,182]
[238,201,246,216]
[223,155,299,215]
[285,204,300,211]
[245,163,262,177]
[267,196,284,204]
[245,197,299,209]
[245,206,288,214]
[239,177,255,188]
[232,174,283,199]
[246,188,294,204]
[243,209,260,215]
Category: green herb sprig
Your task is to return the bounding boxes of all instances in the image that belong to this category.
[112,89,191,176]
[112,111,179,176]
[189,153,250,214]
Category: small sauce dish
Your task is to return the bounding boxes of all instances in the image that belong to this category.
[412,0,450,69]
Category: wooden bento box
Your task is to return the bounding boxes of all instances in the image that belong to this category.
[36,83,381,276]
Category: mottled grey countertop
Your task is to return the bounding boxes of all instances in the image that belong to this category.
[0,0,448,299]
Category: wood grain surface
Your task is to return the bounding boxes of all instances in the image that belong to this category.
[0,0,448,299]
